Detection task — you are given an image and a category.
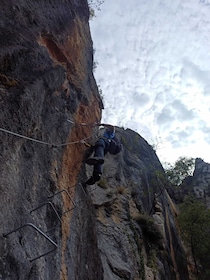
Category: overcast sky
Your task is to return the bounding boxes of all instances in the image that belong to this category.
[89,0,210,165]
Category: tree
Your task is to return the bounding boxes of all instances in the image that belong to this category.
[178,197,210,279]
[165,157,195,186]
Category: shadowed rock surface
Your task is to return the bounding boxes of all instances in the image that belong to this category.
[0,1,195,280]
[180,158,210,208]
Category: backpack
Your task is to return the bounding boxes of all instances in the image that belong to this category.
[108,138,122,155]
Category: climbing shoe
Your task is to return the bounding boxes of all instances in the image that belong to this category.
[85,156,104,166]
[85,172,101,185]
[85,176,96,185]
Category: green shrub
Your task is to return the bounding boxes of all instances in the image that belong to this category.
[134,213,163,246]
[98,177,107,189]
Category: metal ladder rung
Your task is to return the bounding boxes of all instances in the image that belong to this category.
[48,189,76,214]
[3,223,57,262]
[30,201,62,223]
[30,201,62,232]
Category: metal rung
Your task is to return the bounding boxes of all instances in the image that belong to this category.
[3,223,57,262]
[79,183,87,196]
[30,201,62,232]
[48,189,76,214]
[73,183,89,204]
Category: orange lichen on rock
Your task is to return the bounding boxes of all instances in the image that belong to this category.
[58,99,101,279]
[38,17,91,90]
[38,12,101,278]
[0,73,18,87]
[38,36,68,66]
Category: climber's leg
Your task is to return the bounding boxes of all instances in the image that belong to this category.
[85,139,105,165]
[86,139,107,185]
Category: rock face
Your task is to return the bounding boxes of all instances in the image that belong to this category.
[0,1,192,280]
[87,128,189,280]
[0,1,102,279]
[182,158,210,207]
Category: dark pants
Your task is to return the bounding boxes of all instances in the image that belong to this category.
[93,138,109,175]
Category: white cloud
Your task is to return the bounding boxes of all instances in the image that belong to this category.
[90,0,210,164]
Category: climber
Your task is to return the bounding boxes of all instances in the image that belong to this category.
[85,124,122,185]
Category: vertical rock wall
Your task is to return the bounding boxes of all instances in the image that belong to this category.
[0,1,103,279]
[192,158,210,205]
[180,158,210,208]
[87,128,190,280]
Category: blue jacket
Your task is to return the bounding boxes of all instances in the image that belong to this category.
[103,129,115,140]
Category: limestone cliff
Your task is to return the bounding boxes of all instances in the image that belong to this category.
[0,1,192,280]
[180,158,210,208]
[0,1,102,279]
[87,128,190,280]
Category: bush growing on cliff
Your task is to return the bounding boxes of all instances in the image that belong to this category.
[133,213,163,247]
[165,156,195,186]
